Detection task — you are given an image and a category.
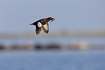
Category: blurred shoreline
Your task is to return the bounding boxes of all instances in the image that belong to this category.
[0,30,105,51]
[0,30,105,38]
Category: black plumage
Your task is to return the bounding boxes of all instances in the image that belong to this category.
[30,17,55,35]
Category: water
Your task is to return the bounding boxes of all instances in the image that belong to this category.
[0,51,105,70]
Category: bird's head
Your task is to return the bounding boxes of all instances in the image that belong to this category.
[47,17,55,23]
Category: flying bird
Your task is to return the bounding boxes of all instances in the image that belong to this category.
[30,17,55,35]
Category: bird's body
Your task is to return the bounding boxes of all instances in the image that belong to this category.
[30,17,55,35]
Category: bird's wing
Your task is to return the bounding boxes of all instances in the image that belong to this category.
[42,23,49,33]
[35,22,43,35]
[36,26,42,35]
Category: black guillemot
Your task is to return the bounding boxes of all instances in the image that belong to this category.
[30,17,55,35]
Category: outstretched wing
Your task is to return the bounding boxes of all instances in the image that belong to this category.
[36,26,42,35]
[42,23,49,33]
[35,22,42,35]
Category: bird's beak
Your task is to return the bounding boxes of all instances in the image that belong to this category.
[50,18,55,23]
[30,23,34,25]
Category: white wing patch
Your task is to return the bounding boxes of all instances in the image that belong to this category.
[37,22,42,27]
[43,24,48,30]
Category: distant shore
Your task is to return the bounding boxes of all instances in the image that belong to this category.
[0,30,105,38]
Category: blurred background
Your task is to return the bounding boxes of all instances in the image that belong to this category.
[0,0,105,70]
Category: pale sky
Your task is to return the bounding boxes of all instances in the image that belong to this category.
[0,0,105,32]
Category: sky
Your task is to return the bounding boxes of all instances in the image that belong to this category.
[0,0,105,32]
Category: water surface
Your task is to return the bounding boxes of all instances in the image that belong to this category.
[0,51,105,70]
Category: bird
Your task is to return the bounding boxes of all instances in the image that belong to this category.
[30,17,55,35]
